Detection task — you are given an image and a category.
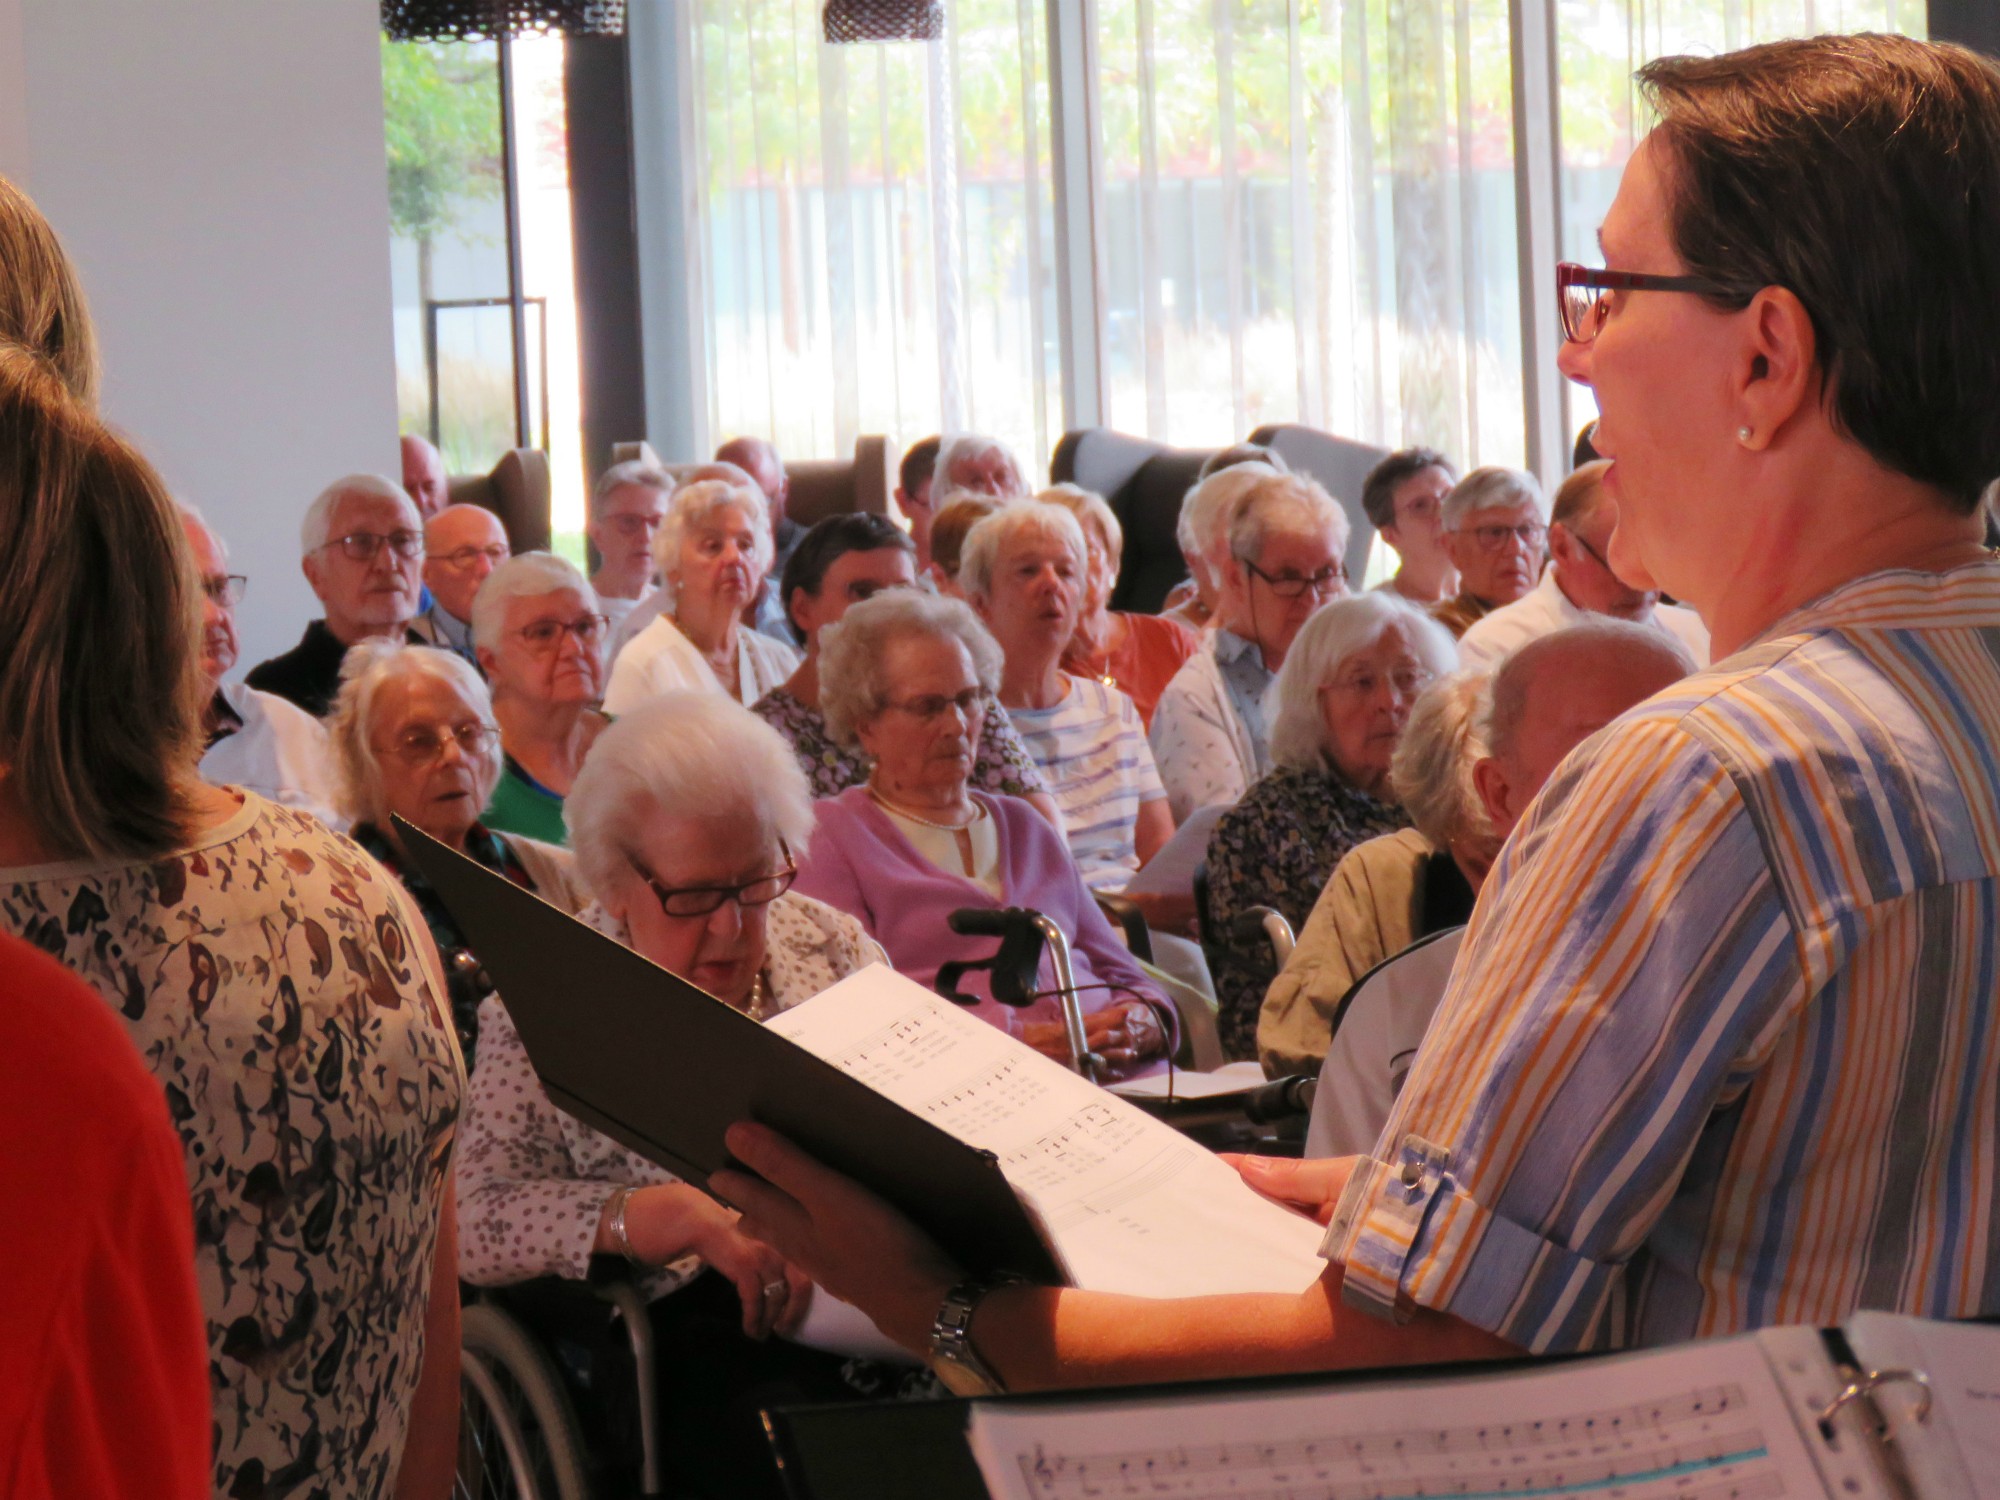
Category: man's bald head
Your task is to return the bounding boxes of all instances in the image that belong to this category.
[1474,618,1694,839]
[400,434,448,518]
[423,503,511,623]
[714,436,787,524]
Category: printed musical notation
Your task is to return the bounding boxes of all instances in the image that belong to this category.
[969,1337,1831,1500]
[1009,1387,1775,1500]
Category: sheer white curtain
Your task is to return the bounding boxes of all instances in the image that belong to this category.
[680,0,1060,469]
[1097,0,1525,467]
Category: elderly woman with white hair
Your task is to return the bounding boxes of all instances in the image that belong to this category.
[1202,594,1458,1060]
[473,551,610,844]
[1254,670,1494,1078]
[932,431,1029,507]
[795,590,1174,1074]
[329,640,584,1066]
[455,693,886,1497]
[1429,465,1548,639]
[603,475,800,711]
[1150,470,1351,821]
[1160,449,1288,629]
[961,500,1172,892]
[584,459,671,633]
[1041,484,1199,727]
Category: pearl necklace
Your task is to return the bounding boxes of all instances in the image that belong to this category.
[866,782,985,831]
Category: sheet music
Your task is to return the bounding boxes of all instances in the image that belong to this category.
[969,1333,1847,1500]
[770,965,1329,1298]
[1123,804,1225,898]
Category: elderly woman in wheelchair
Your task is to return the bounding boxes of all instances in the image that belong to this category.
[791,588,1174,1076]
[455,692,893,1498]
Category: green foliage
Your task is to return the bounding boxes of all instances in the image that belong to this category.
[382,36,504,243]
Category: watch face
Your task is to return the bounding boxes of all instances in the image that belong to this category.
[931,1352,1000,1399]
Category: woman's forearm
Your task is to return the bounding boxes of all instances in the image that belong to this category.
[596,1180,730,1266]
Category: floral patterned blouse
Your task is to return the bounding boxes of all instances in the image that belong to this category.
[750,686,1050,801]
[1203,765,1410,1062]
[0,794,464,1498]
[455,894,885,1296]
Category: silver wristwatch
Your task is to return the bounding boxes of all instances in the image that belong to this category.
[927,1274,1022,1396]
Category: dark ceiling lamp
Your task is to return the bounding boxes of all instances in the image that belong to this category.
[822,0,944,44]
[381,0,624,42]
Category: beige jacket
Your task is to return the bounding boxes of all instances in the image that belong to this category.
[1256,827,1436,1078]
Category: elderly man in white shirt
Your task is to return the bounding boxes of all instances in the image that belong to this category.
[179,506,342,828]
[1458,461,1709,670]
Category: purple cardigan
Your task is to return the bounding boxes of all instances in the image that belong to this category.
[795,788,1172,1071]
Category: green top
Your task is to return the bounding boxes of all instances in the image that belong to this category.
[482,756,569,846]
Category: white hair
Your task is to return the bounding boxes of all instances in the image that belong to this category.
[957,499,1087,603]
[470,551,600,653]
[934,433,1028,503]
[591,459,672,515]
[1036,483,1121,567]
[818,590,1003,747]
[301,473,418,556]
[1177,460,1280,563]
[1441,466,1546,531]
[566,691,815,901]
[1227,472,1351,567]
[176,501,226,561]
[1388,671,1494,853]
[1265,594,1460,772]
[326,640,502,829]
[652,476,774,580]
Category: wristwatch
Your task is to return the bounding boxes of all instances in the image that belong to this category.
[927,1274,1023,1396]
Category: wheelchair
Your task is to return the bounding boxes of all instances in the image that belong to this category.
[456,1272,664,1500]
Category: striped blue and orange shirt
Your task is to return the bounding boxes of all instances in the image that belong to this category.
[1326,562,2000,1351]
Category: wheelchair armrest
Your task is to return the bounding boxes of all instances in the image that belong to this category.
[1095,890,1154,964]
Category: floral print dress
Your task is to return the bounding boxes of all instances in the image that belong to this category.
[0,794,464,1499]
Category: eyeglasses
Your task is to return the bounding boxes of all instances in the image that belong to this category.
[1559,523,1615,572]
[1244,558,1346,600]
[604,513,664,540]
[325,530,423,563]
[631,849,797,918]
[1556,262,1734,345]
[882,687,985,723]
[1455,520,1546,552]
[435,543,511,570]
[374,721,495,765]
[515,614,610,654]
[1324,666,1432,701]
[199,573,248,607]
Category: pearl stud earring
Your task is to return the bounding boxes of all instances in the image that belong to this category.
[1738,426,1753,444]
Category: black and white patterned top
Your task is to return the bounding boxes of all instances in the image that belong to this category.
[455,894,884,1296]
[0,794,465,1498]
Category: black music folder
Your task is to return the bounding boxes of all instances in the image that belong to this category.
[398,820,1063,1284]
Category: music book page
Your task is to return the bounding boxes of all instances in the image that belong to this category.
[968,1333,1849,1500]
[769,965,1329,1298]
[1844,1313,1999,1500]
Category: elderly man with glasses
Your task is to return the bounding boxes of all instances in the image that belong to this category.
[178,504,343,827]
[246,473,429,716]
[1426,467,1548,641]
[410,502,511,665]
[1458,461,1709,670]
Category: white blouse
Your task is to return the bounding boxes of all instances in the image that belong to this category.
[603,612,800,713]
[455,893,885,1296]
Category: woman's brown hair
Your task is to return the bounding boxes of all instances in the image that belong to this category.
[1640,35,2000,510]
[0,346,203,860]
[0,175,98,405]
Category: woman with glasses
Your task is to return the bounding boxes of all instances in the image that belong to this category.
[794,590,1173,1075]
[471,551,612,844]
[752,511,1061,828]
[1203,594,1460,1061]
[604,475,800,712]
[1428,467,1548,640]
[328,640,585,1068]
[584,459,671,633]
[457,693,890,1499]
[1149,471,1351,821]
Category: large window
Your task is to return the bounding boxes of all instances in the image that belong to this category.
[383,34,587,550]
[681,0,1063,474]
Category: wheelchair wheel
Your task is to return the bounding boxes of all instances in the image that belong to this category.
[457,1301,594,1500]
